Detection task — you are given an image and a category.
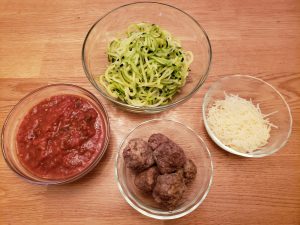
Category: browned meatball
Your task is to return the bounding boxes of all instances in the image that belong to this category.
[123,138,154,171]
[152,172,186,210]
[134,166,159,192]
[153,138,186,174]
[148,133,169,150]
[183,159,197,183]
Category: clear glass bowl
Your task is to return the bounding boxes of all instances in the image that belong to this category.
[1,84,110,185]
[202,75,293,157]
[82,2,212,113]
[115,119,213,219]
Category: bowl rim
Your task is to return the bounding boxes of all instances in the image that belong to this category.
[82,1,212,112]
[114,118,214,220]
[1,83,110,185]
[202,74,293,158]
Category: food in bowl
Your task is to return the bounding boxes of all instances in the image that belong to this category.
[83,2,212,113]
[206,93,277,153]
[182,159,197,183]
[150,133,186,174]
[16,94,107,179]
[2,84,110,184]
[116,119,213,219]
[123,133,197,210]
[123,138,155,171]
[203,75,292,158]
[99,22,194,107]
[153,171,186,210]
[134,166,159,192]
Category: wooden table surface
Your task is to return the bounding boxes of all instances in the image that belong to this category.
[0,0,299,224]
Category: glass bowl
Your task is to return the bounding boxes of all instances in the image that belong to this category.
[82,2,211,113]
[202,75,292,157]
[1,84,110,185]
[115,119,213,219]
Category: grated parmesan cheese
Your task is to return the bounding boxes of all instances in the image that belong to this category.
[207,93,277,153]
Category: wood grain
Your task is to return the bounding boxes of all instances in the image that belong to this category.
[0,0,299,224]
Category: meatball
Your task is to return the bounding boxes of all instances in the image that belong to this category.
[148,133,170,150]
[123,138,154,171]
[153,139,186,174]
[152,172,186,210]
[134,166,159,192]
[183,159,197,183]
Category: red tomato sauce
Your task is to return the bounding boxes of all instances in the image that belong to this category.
[16,94,106,179]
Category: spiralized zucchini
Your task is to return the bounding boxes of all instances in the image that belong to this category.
[100,22,193,107]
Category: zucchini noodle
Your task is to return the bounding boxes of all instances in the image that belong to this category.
[99,22,194,107]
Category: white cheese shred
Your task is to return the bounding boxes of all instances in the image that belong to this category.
[207,93,277,153]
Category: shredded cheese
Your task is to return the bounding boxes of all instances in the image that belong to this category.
[207,93,277,153]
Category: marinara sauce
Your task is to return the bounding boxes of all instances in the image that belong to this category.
[16,94,106,179]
